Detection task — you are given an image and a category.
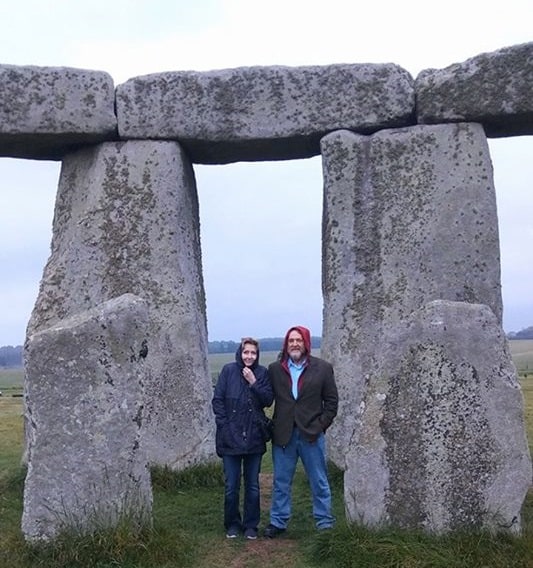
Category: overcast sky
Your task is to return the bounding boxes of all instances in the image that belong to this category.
[0,0,531,345]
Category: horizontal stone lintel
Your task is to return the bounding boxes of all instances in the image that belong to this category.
[115,63,416,163]
[0,64,117,160]
[1,43,532,162]
[416,42,533,138]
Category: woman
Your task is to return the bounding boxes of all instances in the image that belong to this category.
[212,337,273,540]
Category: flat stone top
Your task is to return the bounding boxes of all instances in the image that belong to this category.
[416,41,533,137]
[0,42,531,161]
[116,63,415,163]
[0,64,117,159]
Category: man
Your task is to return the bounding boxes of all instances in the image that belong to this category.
[264,325,338,537]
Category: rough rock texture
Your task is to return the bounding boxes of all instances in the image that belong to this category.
[22,294,152,542]
[320,123,502,468]
[26,140,215,469]
[0,65,117,159]
[343,300,532,533]
[116,63,415,163]
[416,42,533,137]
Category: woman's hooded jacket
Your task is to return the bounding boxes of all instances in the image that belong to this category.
[212,344,273,457]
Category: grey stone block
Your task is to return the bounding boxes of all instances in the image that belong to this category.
[116,63,415,163]
[0,65,117,159]
[22,294,152,541]
[416,42,533,137]
[27,140,215,469]
[320,123,502,467]
[344,300,532,533]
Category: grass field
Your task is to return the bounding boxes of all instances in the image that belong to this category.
[0,340,532,566]
[511,339,533,377]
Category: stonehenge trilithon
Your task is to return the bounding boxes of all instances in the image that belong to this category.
[1,41,529,540]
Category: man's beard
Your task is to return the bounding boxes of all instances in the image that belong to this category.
[289,348,304,362]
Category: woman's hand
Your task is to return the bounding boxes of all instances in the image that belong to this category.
[242,367,256,386]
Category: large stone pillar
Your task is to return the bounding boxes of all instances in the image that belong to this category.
[26,140,215,469]
[346,300,531,532]
[23,294,152,541]
[320,123,531,531]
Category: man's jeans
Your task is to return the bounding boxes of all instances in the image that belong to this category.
[270,428,335,529]
[222,453,262,530]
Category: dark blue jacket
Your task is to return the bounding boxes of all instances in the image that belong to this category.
[212,345,273,456]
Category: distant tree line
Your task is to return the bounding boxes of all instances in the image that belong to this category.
[507,326,533,340]
[207,336,322,354]
[0,345,23,367]
[0,337,323,367]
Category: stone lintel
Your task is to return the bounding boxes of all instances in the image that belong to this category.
[416,42,533,137]
[0,65,118,159]
[116,63,415,164]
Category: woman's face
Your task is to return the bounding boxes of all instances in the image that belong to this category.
[241,343,258,367]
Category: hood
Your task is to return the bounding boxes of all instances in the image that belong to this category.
[281,325,311,362]
[235,342,260,370]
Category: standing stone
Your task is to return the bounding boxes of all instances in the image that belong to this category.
[22,294,152,541]
[320,123,502,468]
[27,140,215,469]
[343,300,531,533]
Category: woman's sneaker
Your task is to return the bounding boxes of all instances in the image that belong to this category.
[244,528,258,540]
[226,526,240,539]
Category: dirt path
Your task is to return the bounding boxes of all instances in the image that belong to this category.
[214,473,304,568]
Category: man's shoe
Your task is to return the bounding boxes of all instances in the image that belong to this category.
[226,525,240,539]
[244,528,258,540]
[263,523,285,538]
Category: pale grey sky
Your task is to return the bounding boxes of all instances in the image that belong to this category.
[0,0,531,344]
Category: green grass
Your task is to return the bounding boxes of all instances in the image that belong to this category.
[0,347,532,567]
[0,367,24,397]
[510,339,533,378]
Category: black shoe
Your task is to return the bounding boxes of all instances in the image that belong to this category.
[263,523,285,538]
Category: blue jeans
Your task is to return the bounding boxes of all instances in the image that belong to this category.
[222,453,262,531]
[270,428,335,529]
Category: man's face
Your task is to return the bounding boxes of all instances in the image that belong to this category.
[241,343,258,367]
[287,330,306,363]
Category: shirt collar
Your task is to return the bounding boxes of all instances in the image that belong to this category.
[288,357,306,370]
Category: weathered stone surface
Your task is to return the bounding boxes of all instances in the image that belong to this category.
[343,300,532,533]
[116,63,415,164]
[320,123,502,467]
[22,294,152,541]
[0,65,117,159]
[416,42,533,137]
[27,140,215,468]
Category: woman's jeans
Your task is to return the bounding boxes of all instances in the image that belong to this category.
[222,453,262,530]
[270,428,335,529]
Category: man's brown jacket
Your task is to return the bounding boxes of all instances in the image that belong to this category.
[268,355,338,446]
